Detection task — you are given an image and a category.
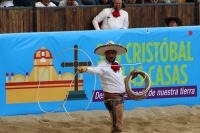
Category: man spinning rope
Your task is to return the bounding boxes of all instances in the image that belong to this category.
[78,41,139,133]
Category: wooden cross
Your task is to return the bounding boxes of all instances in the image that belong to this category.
[61,45,91,91]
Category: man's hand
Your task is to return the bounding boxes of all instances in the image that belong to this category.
[131,70,139,79]
[78,66,88,73]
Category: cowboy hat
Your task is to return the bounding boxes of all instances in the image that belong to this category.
[94,41,127,56]
[165,16,182,26]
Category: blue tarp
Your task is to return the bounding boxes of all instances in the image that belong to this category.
[0,26,199,116]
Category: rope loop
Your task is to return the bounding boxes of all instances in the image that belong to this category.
[124,70,151,100]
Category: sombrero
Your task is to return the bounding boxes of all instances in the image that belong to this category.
[165,16,182,26]
[94,41,127,56]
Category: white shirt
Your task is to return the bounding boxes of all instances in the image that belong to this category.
[36,2,56,7]
[0,1,14,7]
[59,0,79,6]
[92,8,129,30]
[87,59,126,93]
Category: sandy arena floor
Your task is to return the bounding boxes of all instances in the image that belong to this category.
[0,105,200,133]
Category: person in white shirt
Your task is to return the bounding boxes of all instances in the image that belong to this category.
[92,0,128,30]
[78,41,138,133]
[0,0,14,7]
[36,0,57,7]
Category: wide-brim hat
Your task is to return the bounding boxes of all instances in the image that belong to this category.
[94,41,127,56]
[165,16,182,26]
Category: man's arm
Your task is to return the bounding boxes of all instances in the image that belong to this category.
[122,11,129,29]
[78,66,106,76]
[78,60,107,75]
[92,9,107,30]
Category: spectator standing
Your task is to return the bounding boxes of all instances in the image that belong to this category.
[92,0,128,30]
[36,0,57,7]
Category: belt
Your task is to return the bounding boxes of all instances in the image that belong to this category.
[104,92,125,99]
[106,97,124,106]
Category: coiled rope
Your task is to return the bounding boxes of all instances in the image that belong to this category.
[124,70,151,100]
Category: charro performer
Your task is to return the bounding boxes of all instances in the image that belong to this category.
[78,41,139,133]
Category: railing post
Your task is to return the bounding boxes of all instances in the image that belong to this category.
[31,0,37,32]
[194,0,199,25]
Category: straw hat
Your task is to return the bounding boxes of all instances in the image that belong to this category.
[94,41,127,56]
[165,16,182,26]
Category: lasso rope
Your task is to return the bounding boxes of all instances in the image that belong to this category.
[124,70,151,100]
[37,48,97,119]
[37,47,146,119]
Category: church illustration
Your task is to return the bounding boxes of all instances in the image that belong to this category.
[5,46,91,104]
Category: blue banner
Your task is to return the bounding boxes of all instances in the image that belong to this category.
[0,26,199,116]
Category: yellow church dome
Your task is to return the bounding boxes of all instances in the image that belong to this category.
[34,47,52,60]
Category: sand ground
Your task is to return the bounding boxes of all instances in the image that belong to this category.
[0,105,200,133]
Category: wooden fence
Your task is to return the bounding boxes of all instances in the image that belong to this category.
[0,3,197,33]
[0,7,32,33]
